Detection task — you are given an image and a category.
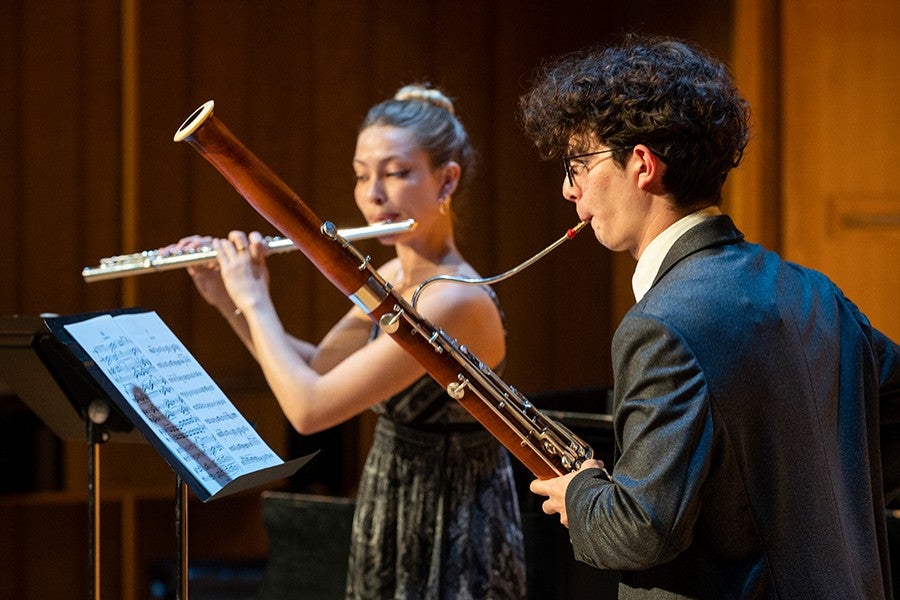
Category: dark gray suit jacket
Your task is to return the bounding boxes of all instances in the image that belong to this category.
[566,216,900,599]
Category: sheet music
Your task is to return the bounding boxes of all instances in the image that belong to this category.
[63,311,283,498]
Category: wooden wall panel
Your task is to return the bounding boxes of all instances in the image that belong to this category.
[0,2,24,315]
[5,3,900,595]
[728,0,782,250]
[1,0,739,495]
[20,0,84,315]
[491,1,577,393]
[782,0,900,340]
[305,0,379,348]
[80,2,125,313]
[11,1,868,596]
[2,0,738,392]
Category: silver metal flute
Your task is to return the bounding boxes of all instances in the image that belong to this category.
[82,218,416,282]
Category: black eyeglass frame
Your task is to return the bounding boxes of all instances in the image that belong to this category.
[562,147,632,187]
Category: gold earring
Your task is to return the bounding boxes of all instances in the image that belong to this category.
[439,195,452,215]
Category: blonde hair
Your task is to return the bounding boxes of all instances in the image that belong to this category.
[393,85,456,114]
[360,83,476,194]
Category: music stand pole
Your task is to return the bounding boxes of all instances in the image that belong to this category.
[85,399,112,600]
[175,475,189,599]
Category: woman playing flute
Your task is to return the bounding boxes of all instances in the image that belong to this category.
[170,84,527,599]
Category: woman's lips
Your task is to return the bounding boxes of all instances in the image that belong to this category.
[372,213,401,225]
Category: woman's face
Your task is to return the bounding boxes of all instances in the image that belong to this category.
[353,125,450,238]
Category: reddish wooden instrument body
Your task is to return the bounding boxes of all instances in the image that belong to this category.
[176,101,586,479]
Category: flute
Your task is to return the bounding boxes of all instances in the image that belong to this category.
[81,219,416,282]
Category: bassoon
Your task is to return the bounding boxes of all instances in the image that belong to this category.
[174,100,597,479]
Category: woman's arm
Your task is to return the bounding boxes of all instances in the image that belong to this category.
[216,235,506,435]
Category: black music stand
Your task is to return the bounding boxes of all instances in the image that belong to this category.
[0,311,143,600]
[1,310,314,600]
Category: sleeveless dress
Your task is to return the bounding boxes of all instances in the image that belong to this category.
[344,292,527,599]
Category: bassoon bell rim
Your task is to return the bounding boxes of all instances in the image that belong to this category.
[173,100,215,142]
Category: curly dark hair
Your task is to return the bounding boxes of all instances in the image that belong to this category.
[519,35,750,207]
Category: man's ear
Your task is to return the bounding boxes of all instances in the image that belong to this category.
[633,145,667,195]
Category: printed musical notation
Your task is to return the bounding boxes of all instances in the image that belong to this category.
[63,311,284,498]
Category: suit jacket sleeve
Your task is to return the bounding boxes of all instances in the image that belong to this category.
[566,312,713,570]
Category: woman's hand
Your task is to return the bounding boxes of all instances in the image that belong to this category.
[160,234,235,312]
[214,230,271,314]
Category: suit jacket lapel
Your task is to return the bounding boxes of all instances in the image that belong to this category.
[651,215,745,288]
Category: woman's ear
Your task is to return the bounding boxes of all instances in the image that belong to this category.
[438,161,461,199]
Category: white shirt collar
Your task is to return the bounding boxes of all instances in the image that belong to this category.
[631,206,721,302]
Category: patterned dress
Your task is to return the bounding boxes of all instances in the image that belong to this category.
[344,316,527,599]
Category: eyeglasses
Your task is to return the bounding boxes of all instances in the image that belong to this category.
[562,147,631,188]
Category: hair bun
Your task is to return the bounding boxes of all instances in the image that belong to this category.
[394,84,455,115]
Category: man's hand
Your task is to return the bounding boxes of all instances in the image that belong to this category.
[529,458,604,527]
